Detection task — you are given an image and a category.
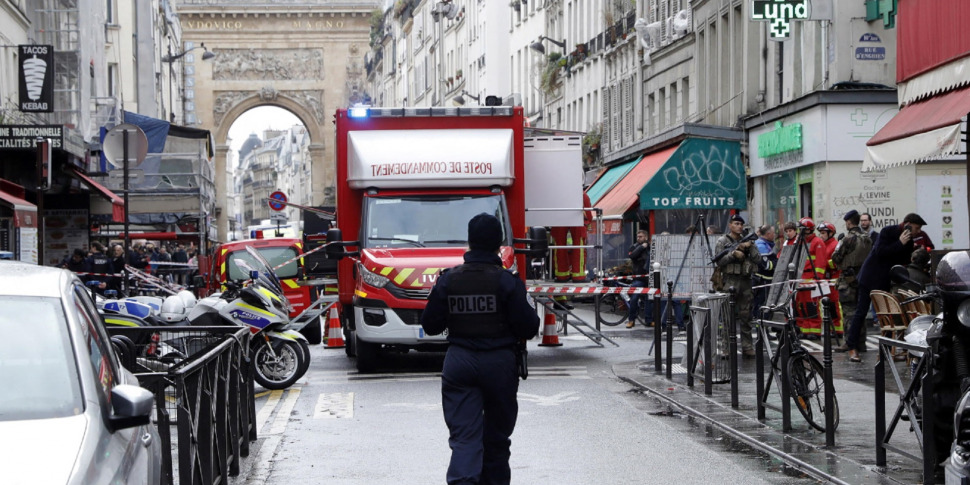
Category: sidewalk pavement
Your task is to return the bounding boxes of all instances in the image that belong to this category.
[562,303,930,484]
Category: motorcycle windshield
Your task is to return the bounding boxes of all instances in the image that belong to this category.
[936,250,970,292]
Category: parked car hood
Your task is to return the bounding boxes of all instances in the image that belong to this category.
[0,414,86,484]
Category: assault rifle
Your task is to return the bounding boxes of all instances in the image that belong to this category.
[710,231,758,264]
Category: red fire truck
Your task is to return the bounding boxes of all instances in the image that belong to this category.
[324,106,579,372]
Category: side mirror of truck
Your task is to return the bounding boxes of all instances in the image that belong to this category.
[326,228,360,259]
[513,226,548,256]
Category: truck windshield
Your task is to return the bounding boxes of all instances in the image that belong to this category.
[363,194,507,249]
[226,246,300,281]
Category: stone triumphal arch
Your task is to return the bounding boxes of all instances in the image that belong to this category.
[177,1,377,241]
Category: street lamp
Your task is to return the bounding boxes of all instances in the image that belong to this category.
[162,43,215,123]
[529,36,566,55]
[530,35,570,79]
[452,90,481,106]
[162,43,215,63]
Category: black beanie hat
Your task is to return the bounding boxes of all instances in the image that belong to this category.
[468,213,504,252]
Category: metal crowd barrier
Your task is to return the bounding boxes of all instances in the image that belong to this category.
[688,292,732,395]
[875,336,936,484]
[108,326,256,485]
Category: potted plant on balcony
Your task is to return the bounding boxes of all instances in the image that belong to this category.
[540,52,564,97]
[456,69,463,80]
[582,125,602,167]
[393,0,410,19]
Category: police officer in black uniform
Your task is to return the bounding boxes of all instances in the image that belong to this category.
[421,213,539,485]
[86,241,114,294]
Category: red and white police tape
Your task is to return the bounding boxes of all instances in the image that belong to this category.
[527,285,660,296]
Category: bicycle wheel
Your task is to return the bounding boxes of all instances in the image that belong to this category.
[596,294,628,326]
[786,353,839,432]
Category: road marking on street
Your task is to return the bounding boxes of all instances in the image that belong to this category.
[314,392,355,419]
[383,402,441,411]
[244,388,301,484]
[798,335,879,353]
[266,388,300,435]
[255,389,284,434]
[518,391,580,406]
[308,365,590,384]
[526,365,591,380]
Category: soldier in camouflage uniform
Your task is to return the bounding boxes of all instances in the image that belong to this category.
[832,210,873,352]
[714,215,762,357]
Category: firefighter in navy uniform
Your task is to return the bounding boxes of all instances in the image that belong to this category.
[421,213,540,485]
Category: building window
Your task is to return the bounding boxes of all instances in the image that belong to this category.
[108,63,118,97]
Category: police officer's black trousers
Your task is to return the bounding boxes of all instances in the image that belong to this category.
[441,345,519,485]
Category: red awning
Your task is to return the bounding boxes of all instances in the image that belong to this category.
[0,189,38,228]
[863,85,970,171]
[69,168,124,223]
[594,145,679,217]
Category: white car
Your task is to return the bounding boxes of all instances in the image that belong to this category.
[0,261,162,485]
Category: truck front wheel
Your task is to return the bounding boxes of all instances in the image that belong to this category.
[355,336,381,373]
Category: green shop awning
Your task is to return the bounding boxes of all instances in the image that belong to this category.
[638,138,745,210]
[586,155,641,205]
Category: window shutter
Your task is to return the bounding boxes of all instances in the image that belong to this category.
[624,77,635,144]
[602,87,611,152]
[611,84,621,150]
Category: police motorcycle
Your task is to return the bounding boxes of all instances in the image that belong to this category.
[887,251,970,478]
[181,246,310,390]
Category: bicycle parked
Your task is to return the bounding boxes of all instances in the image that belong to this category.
[758,283,840,432]
[595,274,656,327]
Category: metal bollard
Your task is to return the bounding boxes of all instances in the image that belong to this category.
[756,321,766,420]
[703,311,713,395]
[780,330,792,432]
[728,286,739,408]
[686,305,695,388]
[653,294,663,373]
[821,297,835,446]
[653,266,662,374]
[665,281,674,380]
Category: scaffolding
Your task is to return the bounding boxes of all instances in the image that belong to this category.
[34,0,82,130]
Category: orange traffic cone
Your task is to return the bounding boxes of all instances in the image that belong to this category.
[325,306,345,349]
[538,306,562,347]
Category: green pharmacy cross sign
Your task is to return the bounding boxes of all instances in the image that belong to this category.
[752,0,811,40]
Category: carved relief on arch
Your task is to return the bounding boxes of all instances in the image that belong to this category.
[212,89,327,127]
[212,48,325,81]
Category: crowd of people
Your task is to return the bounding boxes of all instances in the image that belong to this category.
[622,210,934,364]
[57,240,199,294]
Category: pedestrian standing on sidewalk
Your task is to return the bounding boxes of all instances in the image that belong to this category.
[832,210,873,354]
[841,213,926,363]
[626,230,654,329]
[860,213,879,243]
[714,215,761,357]
[420,213,539,485]
[751,224,777,320]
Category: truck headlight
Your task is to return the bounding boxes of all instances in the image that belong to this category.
[358,264,390,288]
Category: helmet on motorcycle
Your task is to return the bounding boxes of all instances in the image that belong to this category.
[177,290,197,310]
[798,217,815,231]
[818,222,836,234]
[159,295,187,323]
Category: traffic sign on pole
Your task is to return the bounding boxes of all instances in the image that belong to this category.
[268,191,287,211]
